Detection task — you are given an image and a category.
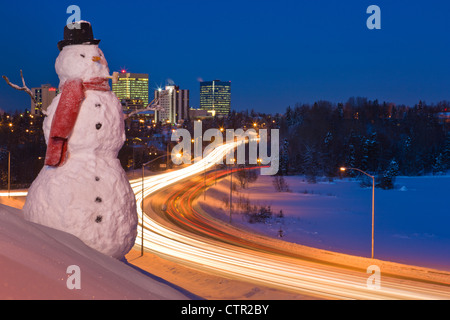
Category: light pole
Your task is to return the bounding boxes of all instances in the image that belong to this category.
[229,158,235,223]
[140,152,181,256]
[0,148,10,198]
[340,167,375,259]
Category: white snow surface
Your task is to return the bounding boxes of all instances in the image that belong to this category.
[200,174,450,272]
[0,204,193,300]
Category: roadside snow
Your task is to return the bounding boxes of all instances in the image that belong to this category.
[200,174,450,272]
[0,203,194,300]
[2,173,449,299]
[0,196,305,300]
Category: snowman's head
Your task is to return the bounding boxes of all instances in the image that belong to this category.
[55,44,110,85]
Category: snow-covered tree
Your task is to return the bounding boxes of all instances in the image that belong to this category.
[279,138,289,176]
[322,131,335,178]
[378,159,399,189]
[285,106,293,127]
[345,142,357,177]
[432,153,445,175]
[304,144,319,183]
[443,133,450,171]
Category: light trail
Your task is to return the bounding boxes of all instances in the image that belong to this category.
[130,140,450,300]
[3,135,449,299]
[0,191,27,197]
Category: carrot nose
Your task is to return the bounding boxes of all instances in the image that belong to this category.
[92,56,101,62]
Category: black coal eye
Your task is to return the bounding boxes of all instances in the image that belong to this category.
[80,54,85,58]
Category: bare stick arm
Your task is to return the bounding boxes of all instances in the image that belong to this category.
[2,70,36,103]
[124,105,163,119]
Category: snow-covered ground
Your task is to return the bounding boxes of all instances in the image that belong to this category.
[199,174,450,272]
[1,172,448,299]
[0,202,195,299]
[0,196,303,300]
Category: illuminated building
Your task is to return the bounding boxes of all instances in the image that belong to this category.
[112,72,149,112]
[31,84,59,115]
[119,98,146,115]
[154,85,189,124]
[200,80,231,116]
[189,107,209,121]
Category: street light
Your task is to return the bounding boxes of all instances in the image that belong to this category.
[204,161,207,200]
[140,152,181,256]
[340,167,375,259]
[229,158,236,223]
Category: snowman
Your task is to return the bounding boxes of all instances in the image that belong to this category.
[23,21,138,259]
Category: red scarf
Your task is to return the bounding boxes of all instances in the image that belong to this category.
[44,77,110,167]
[83,77,111,92]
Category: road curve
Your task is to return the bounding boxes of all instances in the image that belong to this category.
[129,143,450,300]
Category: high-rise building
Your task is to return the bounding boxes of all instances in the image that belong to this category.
[200,80,231,116]
[31,84,59,115]
[154,85,189,124]
[112,72,149,113]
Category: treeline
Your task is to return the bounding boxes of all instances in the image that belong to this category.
[1,97,449,189]
[276,98,450,187]
[0,110,46,188]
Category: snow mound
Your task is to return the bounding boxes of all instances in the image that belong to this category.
[0,204,194,300]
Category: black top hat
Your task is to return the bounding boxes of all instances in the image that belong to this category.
[57,21,101,51]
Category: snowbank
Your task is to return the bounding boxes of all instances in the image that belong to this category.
[199,174,450,273]
[0,204,194,300]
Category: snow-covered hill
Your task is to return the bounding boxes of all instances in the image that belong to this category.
[0,203,195,300]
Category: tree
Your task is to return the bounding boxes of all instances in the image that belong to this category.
[236,168,258,189]
[304,144,319,183]
[432,153,445,175]
[378,159,399,190]
[272,175,291,192]
[280,138,289,176]
[322,131,335,179]
[361,132,379,172]
[443,133,450,171]
[285,106,293,127]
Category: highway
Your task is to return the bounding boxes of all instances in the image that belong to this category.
[3,139,449,299]
[129,141,450,300]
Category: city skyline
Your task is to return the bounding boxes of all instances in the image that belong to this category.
[0,1,449,115]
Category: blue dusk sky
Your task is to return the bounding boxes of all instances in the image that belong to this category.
[0,0,449,114]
